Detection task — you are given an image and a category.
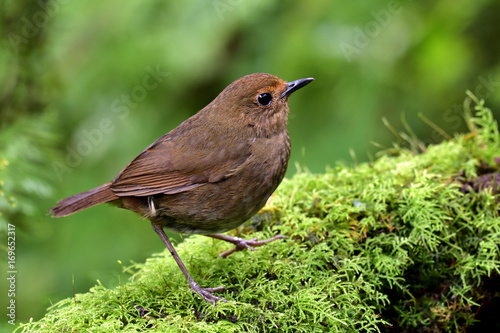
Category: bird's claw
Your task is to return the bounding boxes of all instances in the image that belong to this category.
[218,234,287,257]
[188,277,227,304]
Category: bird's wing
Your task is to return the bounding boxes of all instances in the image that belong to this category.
[110,132,250,197]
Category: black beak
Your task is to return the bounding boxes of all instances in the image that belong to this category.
[280,77,314,99]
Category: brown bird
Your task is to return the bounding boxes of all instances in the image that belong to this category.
[51,73,314,303]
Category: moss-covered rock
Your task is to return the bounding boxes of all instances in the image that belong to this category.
[17,95,500,332]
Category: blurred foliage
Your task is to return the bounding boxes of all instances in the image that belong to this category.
[0,159,11,230]
[1,0,500,326]
[0,114,59,231]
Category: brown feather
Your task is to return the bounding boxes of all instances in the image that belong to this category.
[50,73,313,228]
[110,112,251,197]
[50,182,118,217]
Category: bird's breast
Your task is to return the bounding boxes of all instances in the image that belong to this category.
[152,131,291,234]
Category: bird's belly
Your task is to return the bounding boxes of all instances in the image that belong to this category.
[152,162,284,234]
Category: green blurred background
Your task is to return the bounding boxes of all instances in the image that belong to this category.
[1,0,500,326]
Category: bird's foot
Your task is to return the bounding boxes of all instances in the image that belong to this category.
[207,234,286,257]
[188,277,226,304]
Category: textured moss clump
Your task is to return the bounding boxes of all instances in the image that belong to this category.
[17,95,500,332]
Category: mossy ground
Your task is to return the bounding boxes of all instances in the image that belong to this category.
[17,95,500,332]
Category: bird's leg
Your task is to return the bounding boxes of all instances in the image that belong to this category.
[151,223,226,304]
[206,233,286,258]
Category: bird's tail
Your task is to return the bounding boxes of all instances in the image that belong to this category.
[50,182,118,217]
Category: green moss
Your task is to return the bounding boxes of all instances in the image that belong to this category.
[17,95,500,332]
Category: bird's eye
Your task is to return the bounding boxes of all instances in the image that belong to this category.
[257,92,273,106]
